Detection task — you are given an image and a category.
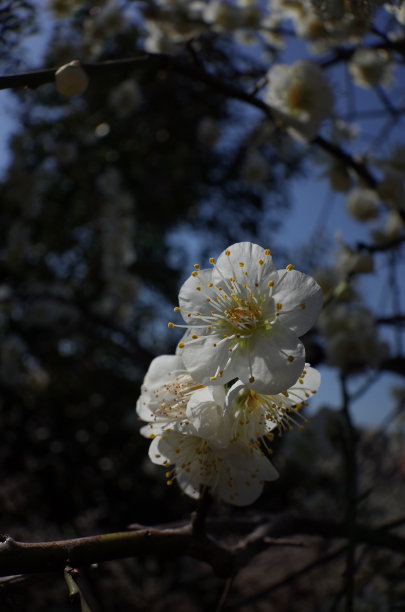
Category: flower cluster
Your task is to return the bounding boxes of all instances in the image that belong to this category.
[136,242,322,505]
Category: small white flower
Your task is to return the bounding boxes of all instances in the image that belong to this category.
[136,354,205,435]
[144,384,278,506]
[224,364,321,443]
[349,48,392,89]
[148,427,278,505]
[264,60,334,139]
[136,355,320,505]
[346,188,379,221]
[170,242,322,394]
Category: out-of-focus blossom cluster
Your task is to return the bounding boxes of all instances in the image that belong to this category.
[137,242,322,505]
[312,236,390,373]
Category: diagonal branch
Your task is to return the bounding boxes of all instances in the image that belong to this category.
[0,53,378,188]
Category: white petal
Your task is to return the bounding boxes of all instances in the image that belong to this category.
[180,333,237,385]
[213,242,276,287]
[186,386,230,447]
[178,268,215,322]
[225,379,247,408]
[286,365,321,402]
[233,327,305,394]
[148,435,170,465]
[215,445,278,506]
[136,354,185,419]
[142,354,185,387]
[272,269,323,335]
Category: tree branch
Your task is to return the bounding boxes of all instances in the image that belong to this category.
[0,53,379,188]
[1,515,404,579]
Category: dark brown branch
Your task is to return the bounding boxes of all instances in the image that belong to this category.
[356,235,405,252]
[313,135,377,187]
[0,53,379,188]
[377,314,405,326]
[379,357,405,377]
[340,375,358,612]
[1,515,405,579]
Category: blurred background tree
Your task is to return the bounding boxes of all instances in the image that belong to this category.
[0,1,404,610]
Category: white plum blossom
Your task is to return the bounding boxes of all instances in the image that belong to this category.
[264,60,334,140]
[136,243,322,505]
[170,242,322,395]
[136,352,320,505]
[348,49,392,89]
[136,353,206,437]
[148,427,278,505]
[224,364,321,444]
[346,187,379,221]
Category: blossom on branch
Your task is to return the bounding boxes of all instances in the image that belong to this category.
[170,242,322,395]
[136,353,321,505]
[264,59,334,140]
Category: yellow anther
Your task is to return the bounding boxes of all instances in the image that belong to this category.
[210,376,217,381]
[287,355,294,362]
[208,282,213,287]
[167,480,173,486]
[282,391,289,397]
[258,259,264,265]
[268,280,274,287]
[249,376,255,383]
[300,302,306,309]
[168,322,174,328]
[238,262,244,267]
[225,250,230,256]
[209,257,215,264]
[276,303,283,310]
[150,433,155,439]
[195,286,201,291]
[174,306,180,312]
[194,264,200,270]
[286,264,294,271]
[264,249,271,256]
[191,334,198,339]
[191,271,198,277]
[178,342,185,349]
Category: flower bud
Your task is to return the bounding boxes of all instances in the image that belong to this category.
[346,187,379,221]
[55,61,89,97]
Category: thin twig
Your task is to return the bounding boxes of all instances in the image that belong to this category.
[340,375,358,612]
